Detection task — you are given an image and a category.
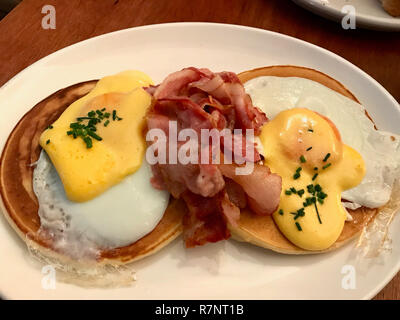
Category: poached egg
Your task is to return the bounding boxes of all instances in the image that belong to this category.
[260,108,365,250]
[245,76,400,209]
[244,75,400,251]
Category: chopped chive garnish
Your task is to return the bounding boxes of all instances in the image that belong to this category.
[294,208,305,220]
[314,167,318,171]
[77,116,95,121]
[296,167,302,173]
[311,197,317,203]
[83,136,92,149]
[308,129,314,132]
[314,203,322,224]
[323,153,331,162]
[306,147,313,151]
[304,197,315,207]
[323,163,332,170]
[312,173,318,181]
[46,139,50,144]
[293,172,301,180]
[70,123,81,129]
[300,155,306,163]
[317,193,324,199]
[87,130,102,141]
[284,180,327,226]
[47,125,53,130]
[66,108,122,148]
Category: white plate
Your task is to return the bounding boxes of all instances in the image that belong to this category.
[292,0,400,31]
[0,23,399,300]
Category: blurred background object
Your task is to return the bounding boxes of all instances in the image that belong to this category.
[0,0,21,19]
[292,0,400,31]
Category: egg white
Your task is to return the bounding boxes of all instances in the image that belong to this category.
[245,76,400,208]
[33,150,169,257]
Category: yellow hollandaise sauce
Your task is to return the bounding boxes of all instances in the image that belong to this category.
[40,70,153,202]
[259,108,366,250]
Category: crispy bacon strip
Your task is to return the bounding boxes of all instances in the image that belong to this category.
[219,164,282,216]
[147,98,226,198]
[182,191,239,248]
[191,71,268,134]
[219,164,282,215]
[225,178,247,209]
[154,67,212,99]
[154,162,225,199]
[146,67,280,247]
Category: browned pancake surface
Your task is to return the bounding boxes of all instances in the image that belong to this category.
[0,81,183,263]
[234,65,379,254]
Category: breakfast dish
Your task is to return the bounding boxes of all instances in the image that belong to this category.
[0,23,399,299]
[1,64,398,273]
[292,0,400,31]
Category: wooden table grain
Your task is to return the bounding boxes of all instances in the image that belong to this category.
[0,0,398,300]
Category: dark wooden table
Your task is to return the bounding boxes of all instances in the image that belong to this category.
[0,0,398,300]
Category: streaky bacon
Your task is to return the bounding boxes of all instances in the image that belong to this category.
[156,162,225,199]
[225,178,247,209]
[143,85,158,96]
[220,132,262,163]
[182,191,240,248]
[219,164,282,216]
[190,71,268,134]
[156,97,217,132]
[154,67,212,100]
[147,97,226,198]
[145,67,281,247]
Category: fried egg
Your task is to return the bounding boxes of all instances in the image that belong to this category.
[245,76,400,209]
[260,108,365,250]
[33,151,169,250]
[33,71,169,257]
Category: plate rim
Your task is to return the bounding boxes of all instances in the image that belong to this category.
[1,22,399,110]
[0,22,399,300]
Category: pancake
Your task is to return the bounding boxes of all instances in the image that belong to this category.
[232,65,380,254]
[0,80,184,266]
